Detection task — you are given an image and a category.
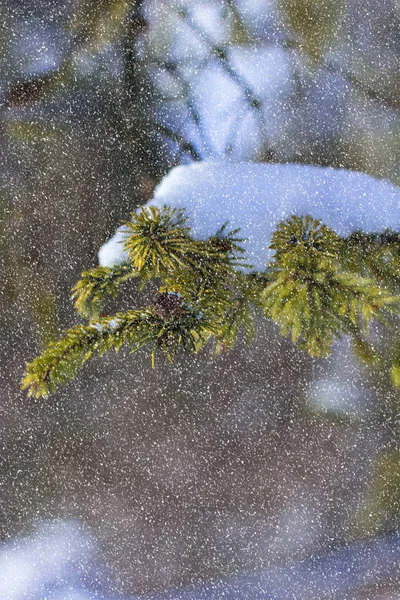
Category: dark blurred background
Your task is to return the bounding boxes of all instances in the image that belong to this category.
[1,0,400,597]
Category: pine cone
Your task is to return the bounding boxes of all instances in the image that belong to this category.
[153,292,184,321]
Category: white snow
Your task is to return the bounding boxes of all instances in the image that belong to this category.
[0,520,99,600]
[91,318,120,332]
[98,225,130,268]
[99,162,400,272]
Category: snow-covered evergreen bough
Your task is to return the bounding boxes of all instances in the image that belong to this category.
[22,162,400,397]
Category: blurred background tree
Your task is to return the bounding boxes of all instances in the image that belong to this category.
[1,0,400,596]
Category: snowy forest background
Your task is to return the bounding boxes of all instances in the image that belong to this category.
[1,0,400,598]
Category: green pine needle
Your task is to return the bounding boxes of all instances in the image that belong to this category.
[71,264,137,318]
[263,216,398,357]
[21,209,400,396]
[22,304,218,398]
[123,205,198,277]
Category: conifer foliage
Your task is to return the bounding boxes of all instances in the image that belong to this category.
[22,206,400,398]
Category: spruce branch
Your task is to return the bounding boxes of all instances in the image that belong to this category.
[71,264,137,318]
[262,216,398,357]
[342,230,400,291]
[22,312,153,399]
[21,207,400,397]
[22,304,218,398]
[122,205,199,277]
[123,207,247,286]
[213,272,262,353]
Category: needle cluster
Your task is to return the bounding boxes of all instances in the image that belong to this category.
[22,207,400,397]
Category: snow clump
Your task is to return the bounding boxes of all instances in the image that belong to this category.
[99,161,400,272]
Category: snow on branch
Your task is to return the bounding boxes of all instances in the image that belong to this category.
[22,162,400,397]
[107,162,400,272]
